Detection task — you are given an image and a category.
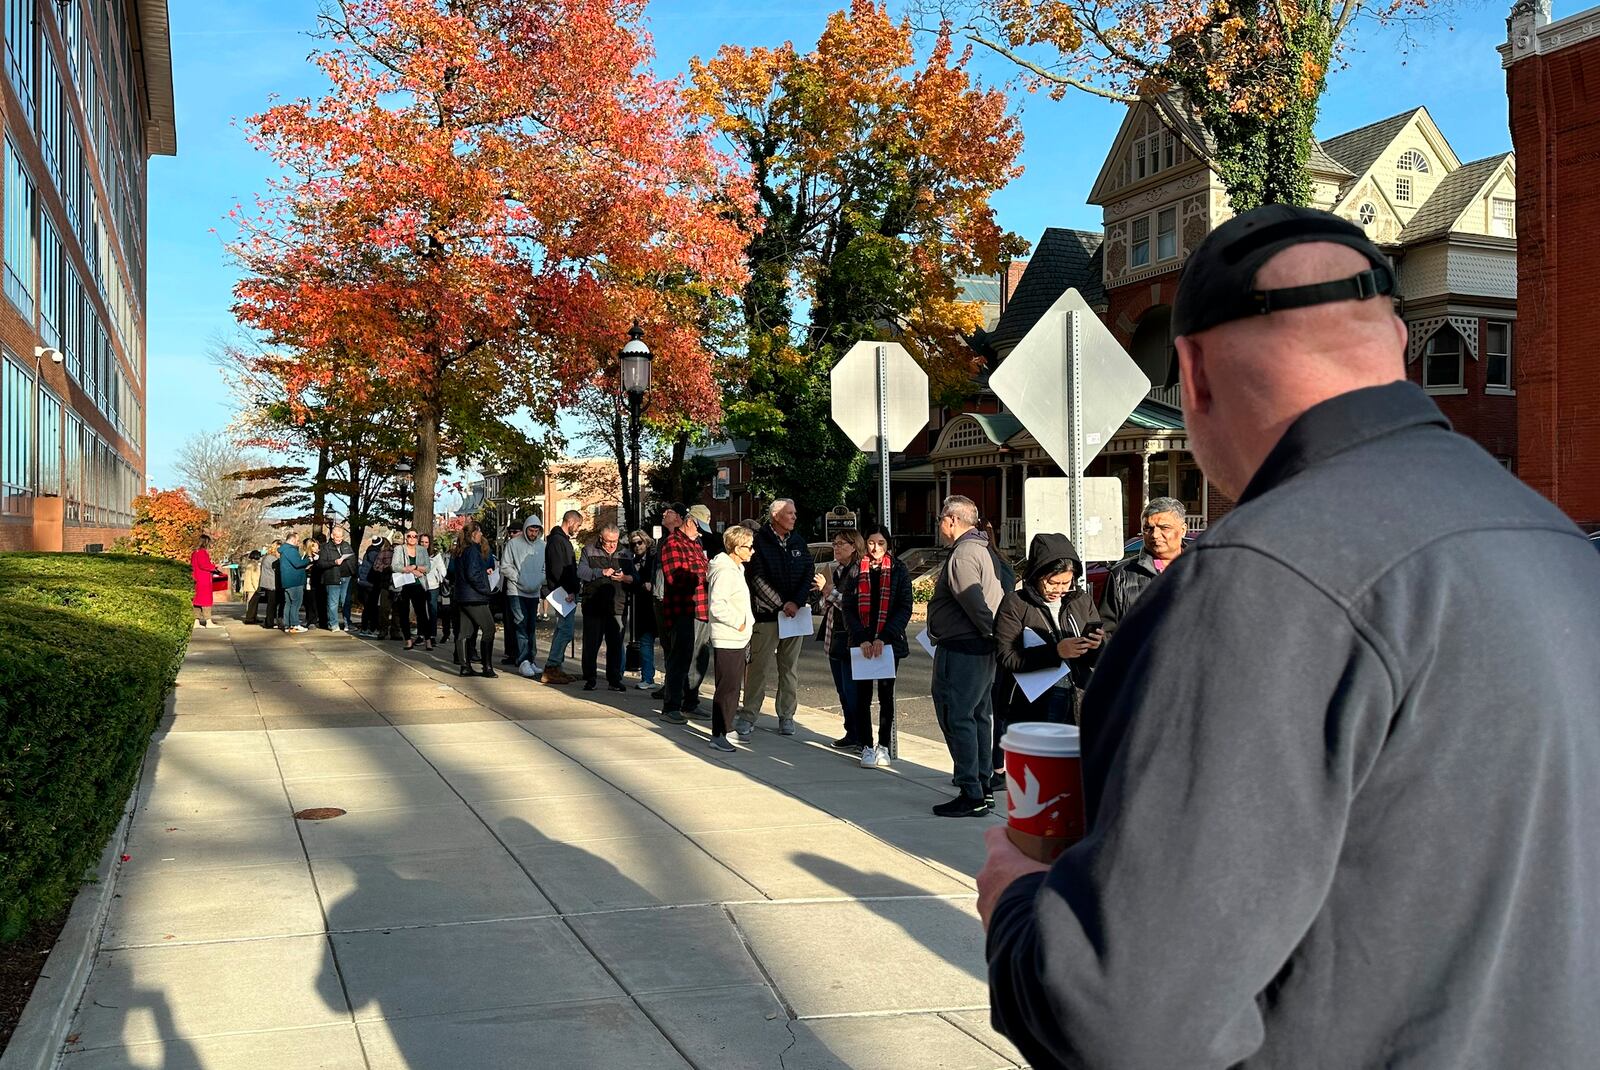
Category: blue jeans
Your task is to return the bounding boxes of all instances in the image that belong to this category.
[509,594,540,665]
[637,632,656,684]
[325,578,350,629]
[283,584,306,629]
[829,655,859,734]
[545,602,576,670]
[341,581,357,627]
[932,646,997,797]
[428,589,440,639]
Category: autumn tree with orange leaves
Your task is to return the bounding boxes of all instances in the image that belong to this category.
[688,1,1025,520]
[231,0,750,536]
[117,488,210,561]
[937,0,1432,209]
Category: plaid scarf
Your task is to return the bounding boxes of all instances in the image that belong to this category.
[857,554,894,639]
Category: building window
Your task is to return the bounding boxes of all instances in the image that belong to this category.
[1396,149,1430,173]
[1492,198,1515,238]
[2,353,32,514]
[1126,113,1186,186]
[1156,207,1177,261]
[1423,328,1464,390]
[4,139,35,318]
[1131,216,1150,268]
[1358,202,1376,227]
[38,385,60,496]
[39,212,59,347]
[63,409,81,521]
[1396,176,1413,204]
[5,0,33,120]
[1486,321,1512,390]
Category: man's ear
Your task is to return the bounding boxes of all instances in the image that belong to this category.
[1176,336,1211,417]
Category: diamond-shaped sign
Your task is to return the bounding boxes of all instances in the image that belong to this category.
[989,289,1150,473]
[830,341,929,452]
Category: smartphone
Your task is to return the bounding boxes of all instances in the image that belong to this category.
[1082,621,1105,638]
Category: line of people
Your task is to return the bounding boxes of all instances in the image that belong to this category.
[215,489,1189,823]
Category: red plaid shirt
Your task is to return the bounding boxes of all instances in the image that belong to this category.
[659,528,708,624]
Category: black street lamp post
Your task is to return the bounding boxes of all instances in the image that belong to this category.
[620,321,652,674]
[619,320,652,534]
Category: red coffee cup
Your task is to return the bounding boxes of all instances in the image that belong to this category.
[1001,723,1085,863]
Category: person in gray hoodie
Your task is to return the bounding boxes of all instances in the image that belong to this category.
[500,515,546,676]
[926,494,1004,816]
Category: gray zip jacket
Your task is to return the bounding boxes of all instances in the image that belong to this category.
[926,528,1003,652]
[987,382,1600,1069]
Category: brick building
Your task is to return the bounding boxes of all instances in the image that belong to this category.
[1503,0,1600,529]
[0,0,173,552]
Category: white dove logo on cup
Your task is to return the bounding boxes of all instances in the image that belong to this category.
[1007,763,1068,821]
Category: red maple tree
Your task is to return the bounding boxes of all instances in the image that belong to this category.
[232,0,751,534]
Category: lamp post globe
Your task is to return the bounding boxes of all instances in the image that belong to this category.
[620,319,652,397]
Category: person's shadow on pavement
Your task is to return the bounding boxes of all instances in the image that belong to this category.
[790,851,988,985]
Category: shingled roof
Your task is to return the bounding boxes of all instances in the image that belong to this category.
[1398,154,1513,244]
[1321,109,1423,178]
[986,229,1105,351]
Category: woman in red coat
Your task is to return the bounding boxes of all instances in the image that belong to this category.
[190,534,218,627]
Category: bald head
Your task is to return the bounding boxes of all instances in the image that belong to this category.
[1175,241,1408,498]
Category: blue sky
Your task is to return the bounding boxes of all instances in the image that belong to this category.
[145,0,1525,488]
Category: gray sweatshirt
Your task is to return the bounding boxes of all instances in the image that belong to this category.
[987,383,1600,1069]
[926,528,1003,653]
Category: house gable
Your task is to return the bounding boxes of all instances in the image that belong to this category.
[1329,107,1463,225]
[1087,100,1205,206]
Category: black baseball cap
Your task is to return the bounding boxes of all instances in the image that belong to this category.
[1173,204,1397,343]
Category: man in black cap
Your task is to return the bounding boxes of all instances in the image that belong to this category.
[980,205,1600,1068]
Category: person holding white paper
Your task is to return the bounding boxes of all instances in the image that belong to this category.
[843,526,913,768]
[736,498,815,739]
[994,533,1102,731]
[706,526,756,752]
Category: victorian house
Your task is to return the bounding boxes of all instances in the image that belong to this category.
[929,97,1520,546]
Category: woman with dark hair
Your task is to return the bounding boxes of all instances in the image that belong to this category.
[816,528,866,749]
[190,534,220,627]
[449,521,498,677]
[994,532,1103,727]
[843,526,913,767]
[357,536,393,638]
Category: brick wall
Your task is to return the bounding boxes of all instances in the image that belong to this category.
[1508,34,1600,529]
[1103,273,1181,350]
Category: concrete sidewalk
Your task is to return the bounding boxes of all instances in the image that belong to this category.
[53,610,1024,1069]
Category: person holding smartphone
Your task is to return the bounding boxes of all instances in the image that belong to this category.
[993,532,1103,728]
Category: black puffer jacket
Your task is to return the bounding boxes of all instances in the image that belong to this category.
[995,533,1100,723]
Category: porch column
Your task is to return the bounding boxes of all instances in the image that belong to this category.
[1140,446,1153,510]
[999,463,1008,534]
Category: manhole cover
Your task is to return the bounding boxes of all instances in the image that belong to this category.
[294,807,347,821]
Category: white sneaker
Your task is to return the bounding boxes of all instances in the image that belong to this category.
[519,661,536,678]
[859,746,878,768]
[874,747,891,769]
[635,681,653,690]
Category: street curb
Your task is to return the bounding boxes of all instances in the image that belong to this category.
[0,727,148,1070]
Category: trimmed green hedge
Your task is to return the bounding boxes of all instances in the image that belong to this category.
[0,552,193,942]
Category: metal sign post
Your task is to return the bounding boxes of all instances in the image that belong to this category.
[1065,311,1086,563]
[876,344,892,533]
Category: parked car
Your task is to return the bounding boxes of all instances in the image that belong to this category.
[1085,533,1201,604]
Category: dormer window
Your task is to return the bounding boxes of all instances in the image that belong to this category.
[1125,112,1187,186]
[1397,149,1430,173]
[1396,176,1413,204]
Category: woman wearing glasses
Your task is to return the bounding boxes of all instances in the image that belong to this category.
[392,531,435,650]
[994,532,1103,727]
